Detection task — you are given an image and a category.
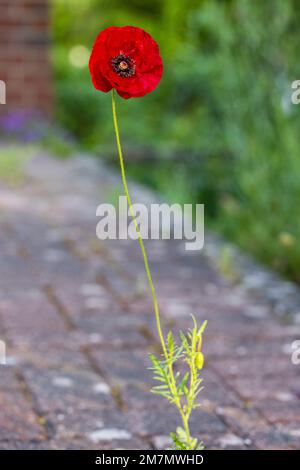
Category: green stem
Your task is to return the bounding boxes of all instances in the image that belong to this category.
[181,413,192,448]
[111,89,167,358]
[111,90,199,450]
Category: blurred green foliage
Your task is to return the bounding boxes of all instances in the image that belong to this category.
[52,0,300,283]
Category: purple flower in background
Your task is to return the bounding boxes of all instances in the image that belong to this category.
[0,108,75,149]
[0,109,47,142]
[0,110,28,133]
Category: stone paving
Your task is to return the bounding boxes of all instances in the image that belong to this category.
[0,150,299,450]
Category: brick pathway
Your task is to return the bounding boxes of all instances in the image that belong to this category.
[0,151,299,450]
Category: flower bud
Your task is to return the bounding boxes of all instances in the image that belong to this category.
[195,352,204,370]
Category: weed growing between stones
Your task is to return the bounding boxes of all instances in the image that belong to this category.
[89,26,207,450]
[149,317,207,450]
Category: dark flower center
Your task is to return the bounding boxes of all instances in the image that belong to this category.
[111,54,136,78]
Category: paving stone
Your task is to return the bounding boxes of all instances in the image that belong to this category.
[256,400,300,424]
[52,282,115,320]
[127,398,227,440]
[0,152,299,449]
[90,349,153,386]
[253,428,300,450]
[0,388,45,442]
[216,433,250,449]
[22,366,115,415]
[0,292,67,344]
[215,405,268,438]
[0,365,20,391]
[213,354,298,379]
[77,314,152,349]
[227,374,300,403]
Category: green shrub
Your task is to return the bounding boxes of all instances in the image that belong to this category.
[52,0,300,283]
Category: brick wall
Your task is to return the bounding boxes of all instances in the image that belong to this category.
[0,0,53,115]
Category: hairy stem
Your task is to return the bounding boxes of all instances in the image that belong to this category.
[181,412,192,448]
[111,89,167,357]
[111,90,198,449]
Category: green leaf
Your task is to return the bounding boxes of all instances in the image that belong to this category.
[197,441,205,450]
[198,320,207,335]
[148,353,159,367]
[195,386,204,398]
[178,372,189,393]
[176,426,187,441]
[151,389,171,399]
[173,345,184,362]
[167,331,175,355]
[152,385,169,390]
[190,314,197,329]
[153,376,166,383]
[183,385,189,399]
[191,438,198,450]
[170,432,187,450]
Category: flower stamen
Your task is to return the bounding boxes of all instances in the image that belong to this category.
[111,54,136,78]
[119,61,129,71]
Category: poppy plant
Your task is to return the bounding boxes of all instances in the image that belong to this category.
[89,26,206,451]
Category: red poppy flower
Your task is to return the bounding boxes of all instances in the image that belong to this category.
[89,26,163,99]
